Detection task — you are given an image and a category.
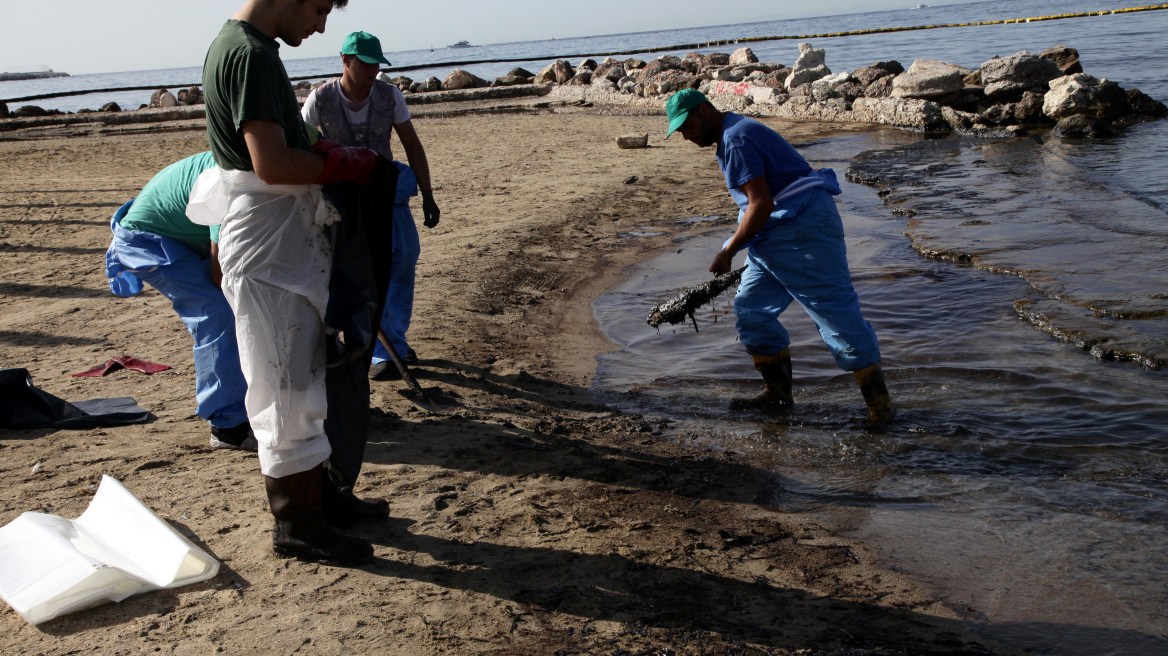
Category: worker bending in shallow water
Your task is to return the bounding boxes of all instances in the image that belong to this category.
[664,89,892,423]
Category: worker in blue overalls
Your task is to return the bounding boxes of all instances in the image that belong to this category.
[105,152,254,448]
[665,89,892,423]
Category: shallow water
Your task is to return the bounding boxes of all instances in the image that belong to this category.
[846,123,1168,369]
[592,132,1168,655]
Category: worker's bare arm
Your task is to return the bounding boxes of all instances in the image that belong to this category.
[395,119,441,227]
[210,242,223,289]
[709,175,774,275]
[241,119,326,185]
[394,120,432,192]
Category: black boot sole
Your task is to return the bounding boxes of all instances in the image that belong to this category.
[273,540,373,565]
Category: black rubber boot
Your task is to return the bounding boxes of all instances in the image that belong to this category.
[322,468,390,527]
[264,465,374,565]
[853,363,893,424]
[730,350,794,411]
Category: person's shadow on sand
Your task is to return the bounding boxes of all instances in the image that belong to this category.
[359,517,971,654]
[361,363,1168,655]
[364,406,931,512]
[353,517,1168,655]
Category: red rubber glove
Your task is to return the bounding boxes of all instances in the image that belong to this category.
[312,140,377,185]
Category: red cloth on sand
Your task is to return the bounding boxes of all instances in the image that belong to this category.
[72,355,171,378]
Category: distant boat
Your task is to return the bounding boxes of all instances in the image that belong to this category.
[447,40,473,49]
[916,3,928,7]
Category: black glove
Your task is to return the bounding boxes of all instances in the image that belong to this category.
[422,191,440,228]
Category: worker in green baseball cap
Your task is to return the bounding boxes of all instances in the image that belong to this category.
[664,88,710,139]
[661,87,893,424]
[340,31,391,65]
[301,29,441,384]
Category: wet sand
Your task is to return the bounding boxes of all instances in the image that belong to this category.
[0,105,1005,654]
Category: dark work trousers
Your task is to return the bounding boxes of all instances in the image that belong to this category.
[320,158,398,493]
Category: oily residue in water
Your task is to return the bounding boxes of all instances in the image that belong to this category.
[847,135,1168,369]
[647,266,745,332]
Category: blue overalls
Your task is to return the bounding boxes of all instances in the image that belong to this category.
[105,200,248,429]
[731,169,882,372]
[371,163,420,364]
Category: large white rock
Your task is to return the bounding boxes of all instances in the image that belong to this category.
[728,47,758,66]
[786,43,830,90]
[852,97,947,130]
[592,78,618,92]
[535,60,574,85]
[891,59,972,99]
[787,66,831,90]
[811,72,851,93]
[149,89,178,108]
[442,69,485,90]
[1042,73,1131,120]
[795,43,825,68]
[774,96,851,122]
[980,51,1063,99]
[749,87,787,105]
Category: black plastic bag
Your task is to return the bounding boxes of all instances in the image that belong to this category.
[320,158,397,489]
[0,368,150,429]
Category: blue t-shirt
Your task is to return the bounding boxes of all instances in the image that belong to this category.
[715,113,812,213]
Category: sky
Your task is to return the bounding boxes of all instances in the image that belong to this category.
[2,0,973,76]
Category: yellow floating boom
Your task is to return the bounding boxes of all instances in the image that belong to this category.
[603,4,1168,57]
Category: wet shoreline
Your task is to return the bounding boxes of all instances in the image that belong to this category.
[592,126,1168,655]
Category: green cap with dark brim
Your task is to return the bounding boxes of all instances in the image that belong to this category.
[341,31,391,66]
[665,88,708,138]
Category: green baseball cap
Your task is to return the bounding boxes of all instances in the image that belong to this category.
[665,88,708,138]
[341,31,391,66]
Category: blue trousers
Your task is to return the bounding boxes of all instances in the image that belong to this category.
[371,201,421,364]
[734,189,881,372]
[132,252,249,429]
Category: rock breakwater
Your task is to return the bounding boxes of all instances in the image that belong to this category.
[519,43,1165,137]
[4,43,1165,138]
[0,71,68,82]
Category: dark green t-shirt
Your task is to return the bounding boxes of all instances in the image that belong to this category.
[202,20,309,171]
[120,151,220,258]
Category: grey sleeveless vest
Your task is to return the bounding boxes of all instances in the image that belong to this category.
[314,78,397,160]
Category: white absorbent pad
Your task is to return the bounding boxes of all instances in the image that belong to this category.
[0,475,219,625]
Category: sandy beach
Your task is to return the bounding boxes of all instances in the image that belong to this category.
[0,101,1005,654]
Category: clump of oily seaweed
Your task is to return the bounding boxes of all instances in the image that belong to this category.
[647,266,745,333]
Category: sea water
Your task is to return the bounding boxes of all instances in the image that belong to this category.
[4,0,1165,113]
[590,3,1168,655]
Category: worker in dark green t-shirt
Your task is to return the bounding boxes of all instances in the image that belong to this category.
[105,152,252,451]
[202,0,382,566]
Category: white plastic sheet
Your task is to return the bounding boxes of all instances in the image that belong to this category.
[186,167,337,477]
[186,167,338,311]
[0,475,219,625]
